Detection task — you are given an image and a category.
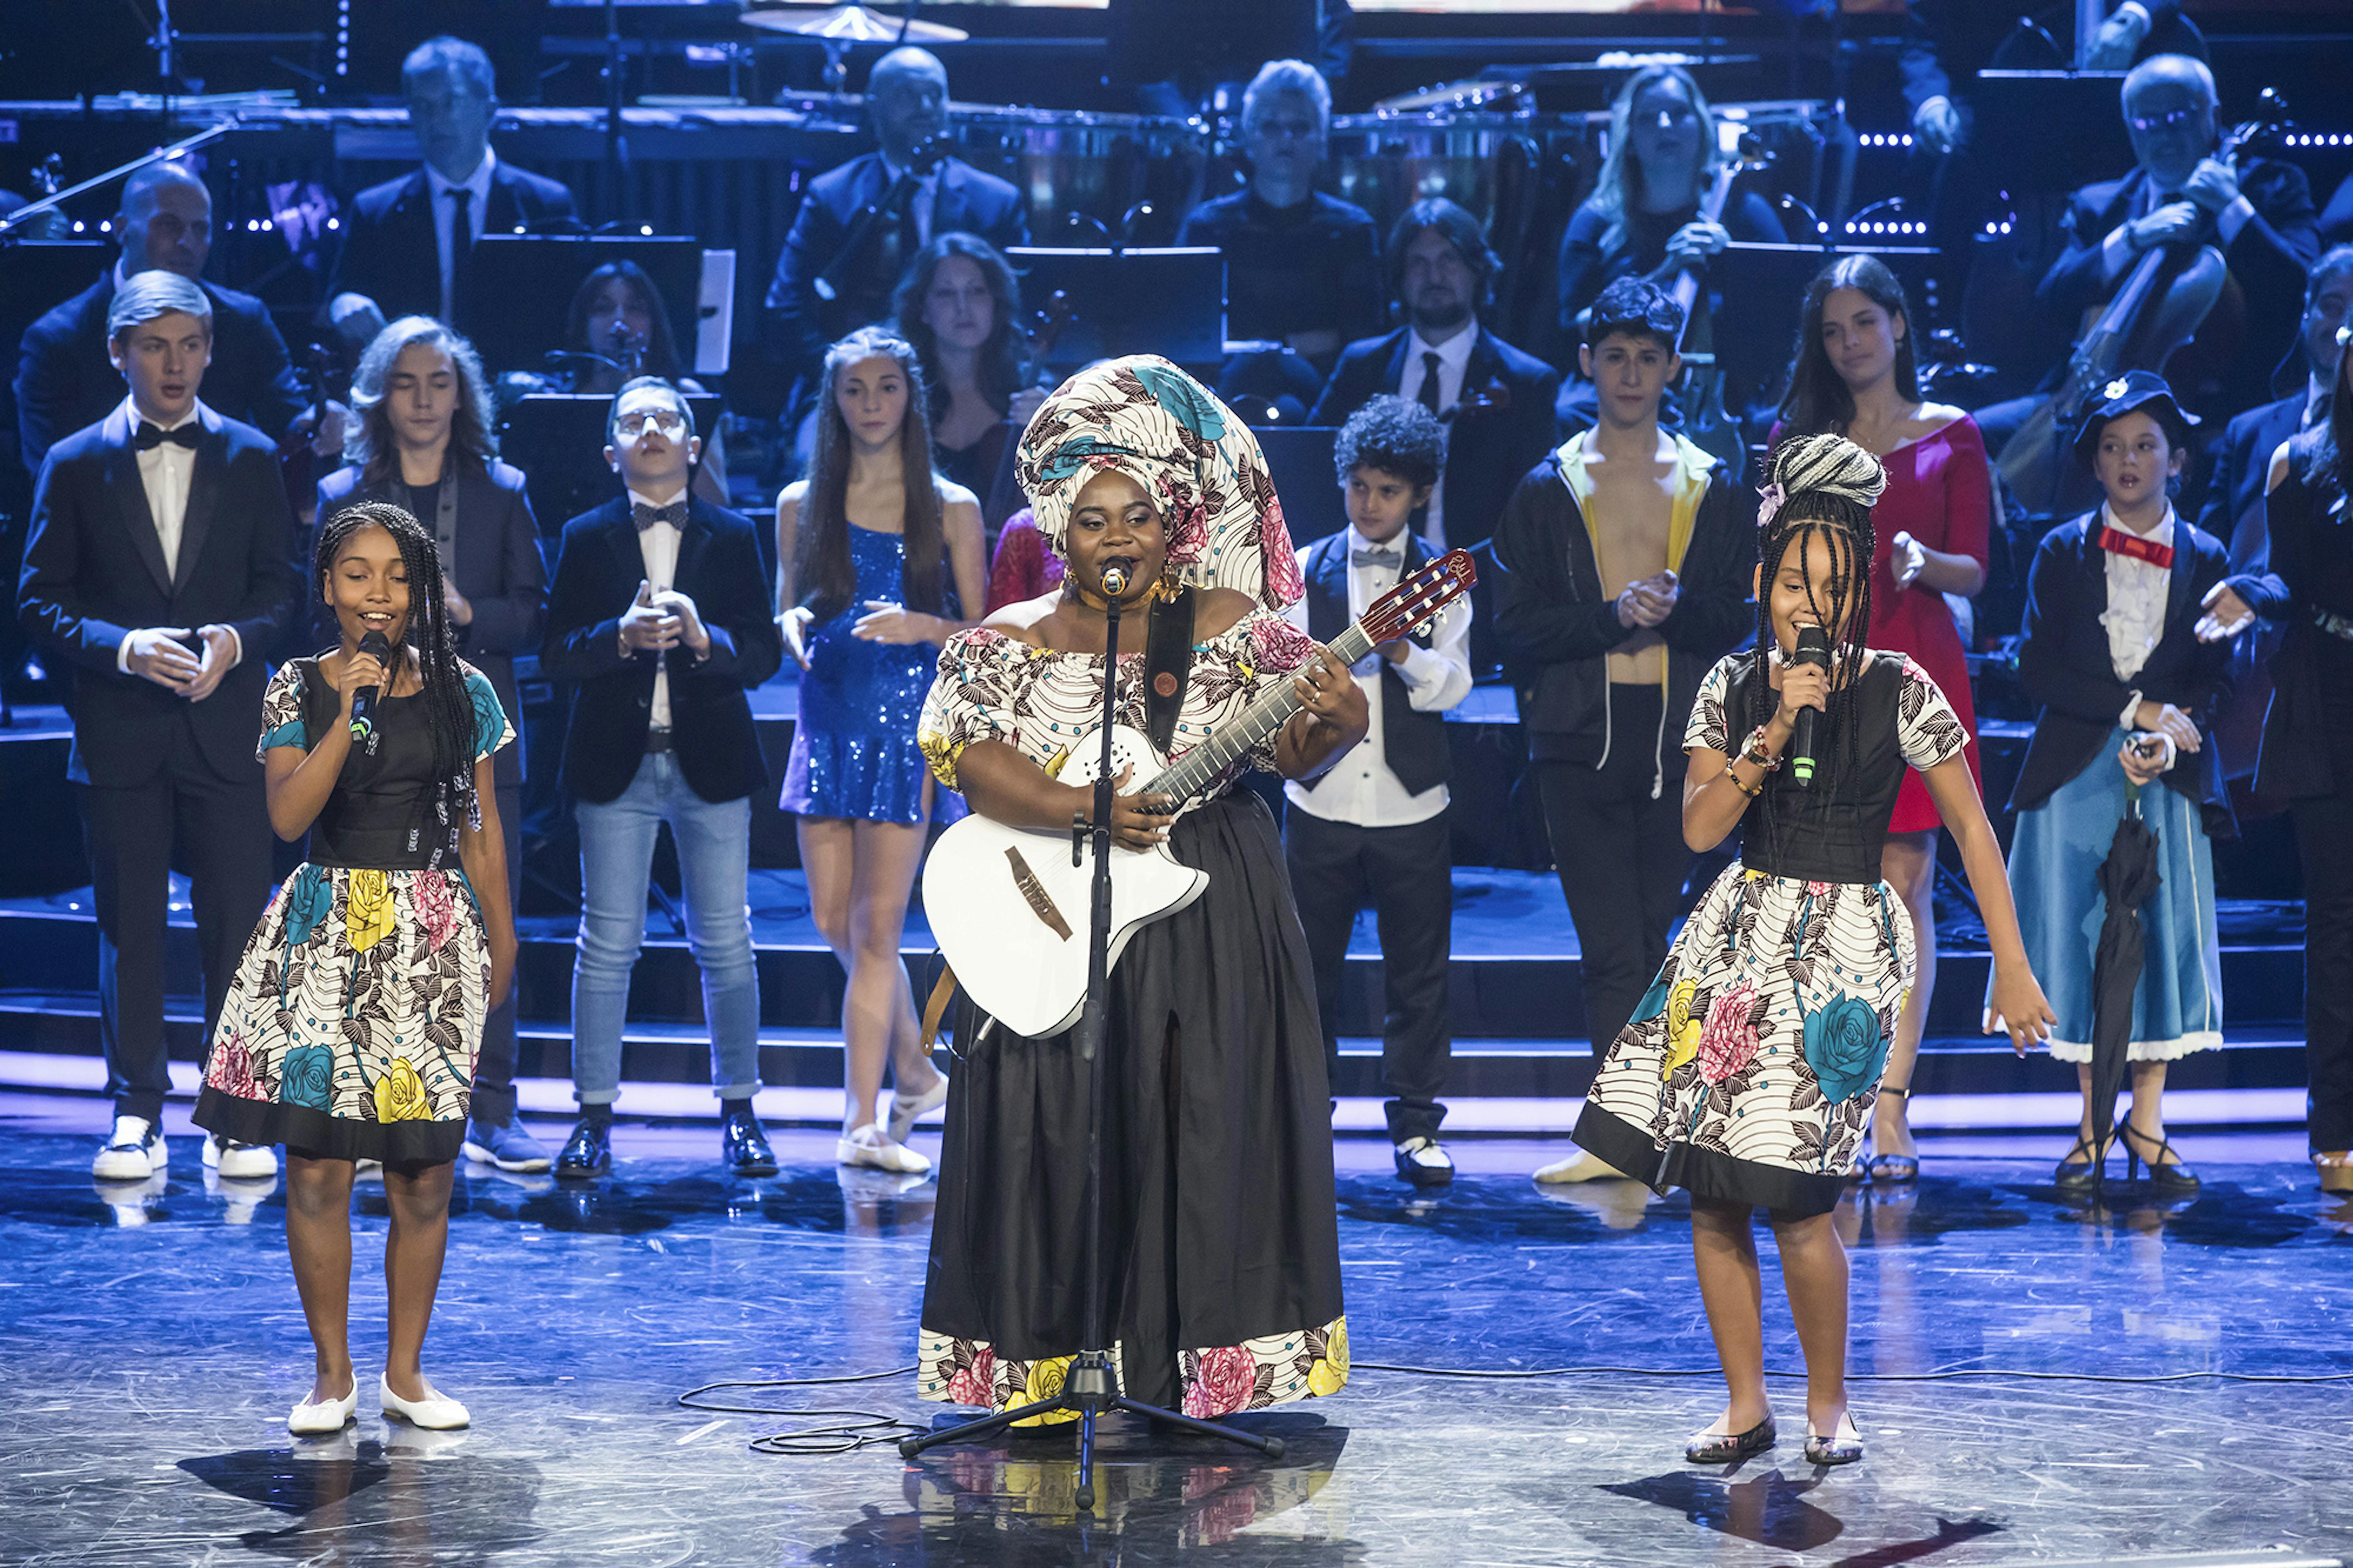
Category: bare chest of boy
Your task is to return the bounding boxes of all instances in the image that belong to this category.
[1585,458,1676,684]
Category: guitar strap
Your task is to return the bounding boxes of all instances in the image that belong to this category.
[1142,584,1197,755]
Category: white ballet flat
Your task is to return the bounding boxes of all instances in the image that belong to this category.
[885,1070,951,1145]
[1532,1148,1628,1184]
[288,1376,358,1435]
[379,1375,470,1430]
[837,1123,932,1176]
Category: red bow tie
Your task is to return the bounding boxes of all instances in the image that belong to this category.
[2097,524,2173,571]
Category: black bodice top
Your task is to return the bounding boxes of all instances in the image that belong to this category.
[295,660,453,872]
[1736,651,1911,887]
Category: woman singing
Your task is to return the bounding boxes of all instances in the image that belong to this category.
[1769,255,1991,1183]
[778,327,986,1174]
[915,356,1364,1424]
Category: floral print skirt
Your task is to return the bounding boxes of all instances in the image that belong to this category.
[193,861,489,1165]
[1575,861,1916,1218]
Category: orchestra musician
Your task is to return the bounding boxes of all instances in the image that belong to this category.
[325,37,578,342]
[553,261,731,508]
[1175,59,1383,374]
[1976,54,2319,456]
[1554,64,1786,432]
[1894,0,2207,157]
[1310,198,1561,556]
[16,160,307,477]
[764,47,1028,391]
[890,234,1045,527]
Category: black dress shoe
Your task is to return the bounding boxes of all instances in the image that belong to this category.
[555,1119,612,1179]
[722,1110,778,1177]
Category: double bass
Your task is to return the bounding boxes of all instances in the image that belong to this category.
[1997,92,2289,514]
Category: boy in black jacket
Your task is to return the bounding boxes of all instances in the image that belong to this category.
[1489,278,1753,1181]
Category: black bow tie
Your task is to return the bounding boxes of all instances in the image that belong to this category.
[632,500,689,532]
[134,421,200,452]
[1351,547,1403,571]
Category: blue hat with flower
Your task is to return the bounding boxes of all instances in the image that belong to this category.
[2072,369,2199,471]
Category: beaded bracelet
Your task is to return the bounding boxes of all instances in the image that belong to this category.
[1740,725,1782,771]
[1722,759,1765,798]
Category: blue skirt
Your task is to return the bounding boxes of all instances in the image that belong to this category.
[1999,729,2222,1063]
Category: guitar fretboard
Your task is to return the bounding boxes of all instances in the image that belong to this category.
[1143,624,1375,805]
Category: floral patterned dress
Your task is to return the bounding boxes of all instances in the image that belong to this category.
[192,656,512,1165]
[913,607,1349,1424]
[1575,650,1970,1217]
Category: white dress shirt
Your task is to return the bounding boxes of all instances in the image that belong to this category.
[880,153,938,247]
[2099,501,2175,726]
[1283,526,1473,827]
[113,398,240,673]
[1396,324,1476,549]
[426,148,497,325]
[629,487,686,731]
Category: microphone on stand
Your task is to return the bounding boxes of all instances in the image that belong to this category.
[1099,564,1130,598]
[349,630,391,743]
[1790,624,1830,789]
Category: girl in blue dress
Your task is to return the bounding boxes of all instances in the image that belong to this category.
[777,327,986,1174]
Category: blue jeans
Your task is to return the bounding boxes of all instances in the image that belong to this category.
[571,753,762,1105]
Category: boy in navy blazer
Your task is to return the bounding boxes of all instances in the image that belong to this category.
[540,378,784,1179]
[17,272,298,1182]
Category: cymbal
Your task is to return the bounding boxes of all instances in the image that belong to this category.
[740,4,969,43]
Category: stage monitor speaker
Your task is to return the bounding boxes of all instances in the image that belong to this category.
[1005,247,1227,378]
[467,235,707,379]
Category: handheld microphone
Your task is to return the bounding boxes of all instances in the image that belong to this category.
[1790,625,1831,789]
[349,630,390,742]
[1099,564,1130,598]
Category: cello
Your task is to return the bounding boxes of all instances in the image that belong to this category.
[1669,129,1769,481]
[1997,91,2289,515]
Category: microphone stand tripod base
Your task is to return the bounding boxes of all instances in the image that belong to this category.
[896,583,1287,1510]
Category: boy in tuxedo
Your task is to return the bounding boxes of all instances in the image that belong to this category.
[16,271,297,1182]
[1283,396,1470,1185]
[539,378,785,1178]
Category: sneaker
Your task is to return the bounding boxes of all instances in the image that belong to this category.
[1393,1136,1455,1188]
[203,1133,278,1180]
[462,1118,553,1173]
[93,1116,167,1181]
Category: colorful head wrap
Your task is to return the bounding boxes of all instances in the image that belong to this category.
[1014,355,1304,609]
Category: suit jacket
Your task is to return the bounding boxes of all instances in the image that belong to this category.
[1307,325,1562,554]
[540,494,783,806]
[327,162,579,334]
[17,402,298,786]
[2010,511,2235,837]
[15,271,306,476]
[1300,530,1449,796]
[316,460,545,787]
[764,153,1028,382]
[2036,162,2320,416]
[2195,391,2304,781]
[2237,429,2353,801]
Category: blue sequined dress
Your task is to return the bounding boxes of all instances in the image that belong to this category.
[783,522,960,824]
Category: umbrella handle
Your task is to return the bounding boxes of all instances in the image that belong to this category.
[2123,780,2142,818]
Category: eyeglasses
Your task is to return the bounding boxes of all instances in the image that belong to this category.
[2128,105,2202,133]
[616,409,686,437]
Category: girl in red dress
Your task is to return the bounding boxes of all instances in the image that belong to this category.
[1770,254,1990,1182]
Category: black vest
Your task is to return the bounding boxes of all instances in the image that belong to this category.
[1302,532,1451,797]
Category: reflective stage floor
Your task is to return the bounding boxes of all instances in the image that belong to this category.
[3,1097,2349,1568]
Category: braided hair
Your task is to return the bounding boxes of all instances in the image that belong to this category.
[313,501,480,870]
[1741,432,1887,798]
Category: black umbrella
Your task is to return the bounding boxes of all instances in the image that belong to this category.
[2088,789,2164,1157]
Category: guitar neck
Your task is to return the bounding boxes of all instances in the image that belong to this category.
[1144,623,1375,803]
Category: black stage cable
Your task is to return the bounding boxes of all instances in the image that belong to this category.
[678,1361,2353,1456]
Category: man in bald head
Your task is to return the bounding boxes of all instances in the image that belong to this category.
[14,159,307,475]
[764,45,1028,386]
[2023,53,2317,427]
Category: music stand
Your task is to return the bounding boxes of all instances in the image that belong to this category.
[1255,426,1346,545]
[467,236,708,378]
[1006,247,1227,377]
[1971,71,2134,193]
[498,392,725,538]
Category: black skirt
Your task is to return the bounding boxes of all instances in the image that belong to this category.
[917,793,1350,1421]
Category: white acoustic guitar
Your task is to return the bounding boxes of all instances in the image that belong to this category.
[923,549,1477,1039]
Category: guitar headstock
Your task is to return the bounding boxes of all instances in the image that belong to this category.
[1362,549,1477,646]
